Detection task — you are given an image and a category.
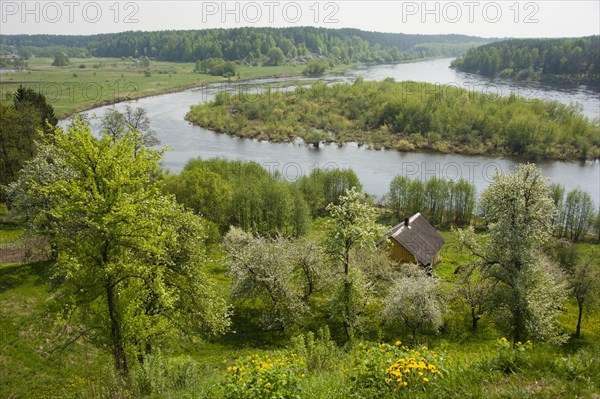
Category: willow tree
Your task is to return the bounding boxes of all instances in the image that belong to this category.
[8,117,230,377]
[459,164,567,344]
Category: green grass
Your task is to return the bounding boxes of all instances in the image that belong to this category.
[0,57,351,117]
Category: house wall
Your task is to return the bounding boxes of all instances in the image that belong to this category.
[432,249,442,265]
[388,239,443,265]
[388,239,417,264]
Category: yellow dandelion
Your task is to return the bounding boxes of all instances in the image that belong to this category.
[423,377,429,383]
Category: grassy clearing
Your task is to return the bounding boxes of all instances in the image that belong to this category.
[0,57,350,117]
[1,223,599,398]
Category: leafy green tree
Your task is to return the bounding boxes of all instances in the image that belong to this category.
[453,263,496,332]
[0,87,57,191]
[563,188,595,241]
[567,250,600,338]
[265,47,285,66]
[549,183,566,236]
[386,175,411,221]
[423,177,448,225]
[458,164,567,344]
[323,187,382,342]
[297,168,362,217]
[164,158,310,237]
[8,117,230,376]
[0,101,39,189]
[51,52,69,66]
[162,167,233,234]
[13,85,58,129]
[449,179,476,225]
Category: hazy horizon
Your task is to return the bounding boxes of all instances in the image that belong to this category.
[1,1,598,38]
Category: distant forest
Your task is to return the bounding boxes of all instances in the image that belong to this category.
[1,27,490,64]
[451,36,599,86]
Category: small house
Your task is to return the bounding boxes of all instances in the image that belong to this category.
[383,213,445,268]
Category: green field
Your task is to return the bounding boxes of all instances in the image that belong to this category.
[0,57,348,117]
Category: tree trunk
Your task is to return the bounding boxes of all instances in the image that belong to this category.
[575,301,583,338]
[343,242,352,343]
[471,306,478,332]
[107,283,128,376]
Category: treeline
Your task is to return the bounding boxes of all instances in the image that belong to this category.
[386,176,476,226]
[162,159,362,238]
[1,27,489,64]
[550,184,599,241]
[186,79,600,160]
[451,36,600,85]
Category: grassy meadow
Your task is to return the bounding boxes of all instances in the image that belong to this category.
[0,57,348,117]
[2,212,599,398]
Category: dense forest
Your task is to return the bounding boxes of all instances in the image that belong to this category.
[451,36,600,86]
[1,27,489,64]
[186,79,600,160]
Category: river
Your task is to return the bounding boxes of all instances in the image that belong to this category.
[60,58,600,204]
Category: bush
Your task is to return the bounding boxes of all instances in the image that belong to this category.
[219,351,307,399]
[303,60,328,76]
[290,326,340,372]
[78,64,86,69]
[131,353,201,395]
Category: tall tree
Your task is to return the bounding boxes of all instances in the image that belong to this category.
[0,101,39,189]
[323,187,381,342]
[563,188,595,241]
[8,117,230,376]
[459,164,567,344]
[13,85,58,130]
[1,88,58,191]
[265,47,285,66]
[568,250,600,338]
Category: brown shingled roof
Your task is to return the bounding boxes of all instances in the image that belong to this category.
[385,213,445,265]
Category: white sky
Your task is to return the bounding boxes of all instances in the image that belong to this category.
[0,1,598,38]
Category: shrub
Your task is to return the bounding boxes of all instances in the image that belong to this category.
[220,351,307,399]
[290,326,340,372]
[131,353,201,395]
